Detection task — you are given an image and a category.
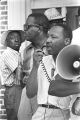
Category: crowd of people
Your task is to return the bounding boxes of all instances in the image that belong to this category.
[0,8,80,120]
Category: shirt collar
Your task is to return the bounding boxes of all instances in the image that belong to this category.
[7,47,19,54]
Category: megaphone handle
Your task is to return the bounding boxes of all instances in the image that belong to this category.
[40,60,51,83]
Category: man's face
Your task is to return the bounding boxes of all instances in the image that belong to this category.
[24,16,40,43]
[46,26,65,56]
[7,32,21,51]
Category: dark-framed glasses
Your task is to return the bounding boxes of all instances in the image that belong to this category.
[24,24,40,31]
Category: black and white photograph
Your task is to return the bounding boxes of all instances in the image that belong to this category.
[0,0,80,120]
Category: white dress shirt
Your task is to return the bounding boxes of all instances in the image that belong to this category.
[37,55,71,110]
[72,27,80,46]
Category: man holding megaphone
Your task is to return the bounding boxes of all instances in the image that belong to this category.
[26,23,74,120]
[48,29,80,118]
[26,22,80,120]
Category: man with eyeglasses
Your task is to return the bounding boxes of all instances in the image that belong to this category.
[18,13,49,120]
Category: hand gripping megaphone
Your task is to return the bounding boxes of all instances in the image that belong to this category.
[56,45,80,80]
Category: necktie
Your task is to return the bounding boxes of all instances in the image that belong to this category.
[51,68,55,78]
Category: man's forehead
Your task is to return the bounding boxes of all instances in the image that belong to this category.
[8,32,19,36]
[48,26,64,37]
[50,26,63,32]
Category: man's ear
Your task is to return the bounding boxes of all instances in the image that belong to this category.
[37,26,43,35]
[39,26,43,32]
[64,38,71,46]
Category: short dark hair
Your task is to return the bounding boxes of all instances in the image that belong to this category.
[50,23,72,42]
[49,19,64,27]
[28,13,49,34]
[6,30,24,43]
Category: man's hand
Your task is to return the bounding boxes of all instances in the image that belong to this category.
[72,97,80,116]
[33,49,44,68]
[26,49,44,98]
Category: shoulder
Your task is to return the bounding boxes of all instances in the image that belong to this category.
[19,41,32,52]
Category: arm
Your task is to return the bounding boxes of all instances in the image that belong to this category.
[48,74,80,97]
[26,49,44,98]
[0,61,15,86]
[26,64,38,98]
[15,52,24,87]
[15,66,24,87]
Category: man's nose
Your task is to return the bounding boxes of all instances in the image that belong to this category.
[15,38,18,42]
[47,37,52,42]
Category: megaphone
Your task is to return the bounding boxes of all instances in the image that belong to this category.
[56,45,80,80]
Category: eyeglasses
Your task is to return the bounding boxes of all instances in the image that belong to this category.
[24,24,40,31]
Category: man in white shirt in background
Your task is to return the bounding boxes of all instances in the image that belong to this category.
[72,7,80,45]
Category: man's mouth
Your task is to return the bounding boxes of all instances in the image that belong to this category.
[46,44,51,48]
[15,43,20,46]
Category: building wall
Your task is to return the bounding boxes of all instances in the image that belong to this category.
[0,0,8,39]
[0,0,26,39]
[0,87,7,120]
[31,0,80,9]
[8,0,25,30]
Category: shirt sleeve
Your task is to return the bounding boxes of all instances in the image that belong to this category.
[0,59,15,85]
[4,51,18,72]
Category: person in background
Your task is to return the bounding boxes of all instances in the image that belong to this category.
[18,13,49,120]
[44,7,65,27]
[26,23,72,120]
[47,7,80,120]
[0,30,24,120]
[72,7,80,45]
[71,8,80,119]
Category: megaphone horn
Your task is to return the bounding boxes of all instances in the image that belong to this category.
[56,45,80,80]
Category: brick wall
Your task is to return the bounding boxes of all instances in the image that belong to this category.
[0,0,8,39]
[0,0,8,119]
[0,87,7,120]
